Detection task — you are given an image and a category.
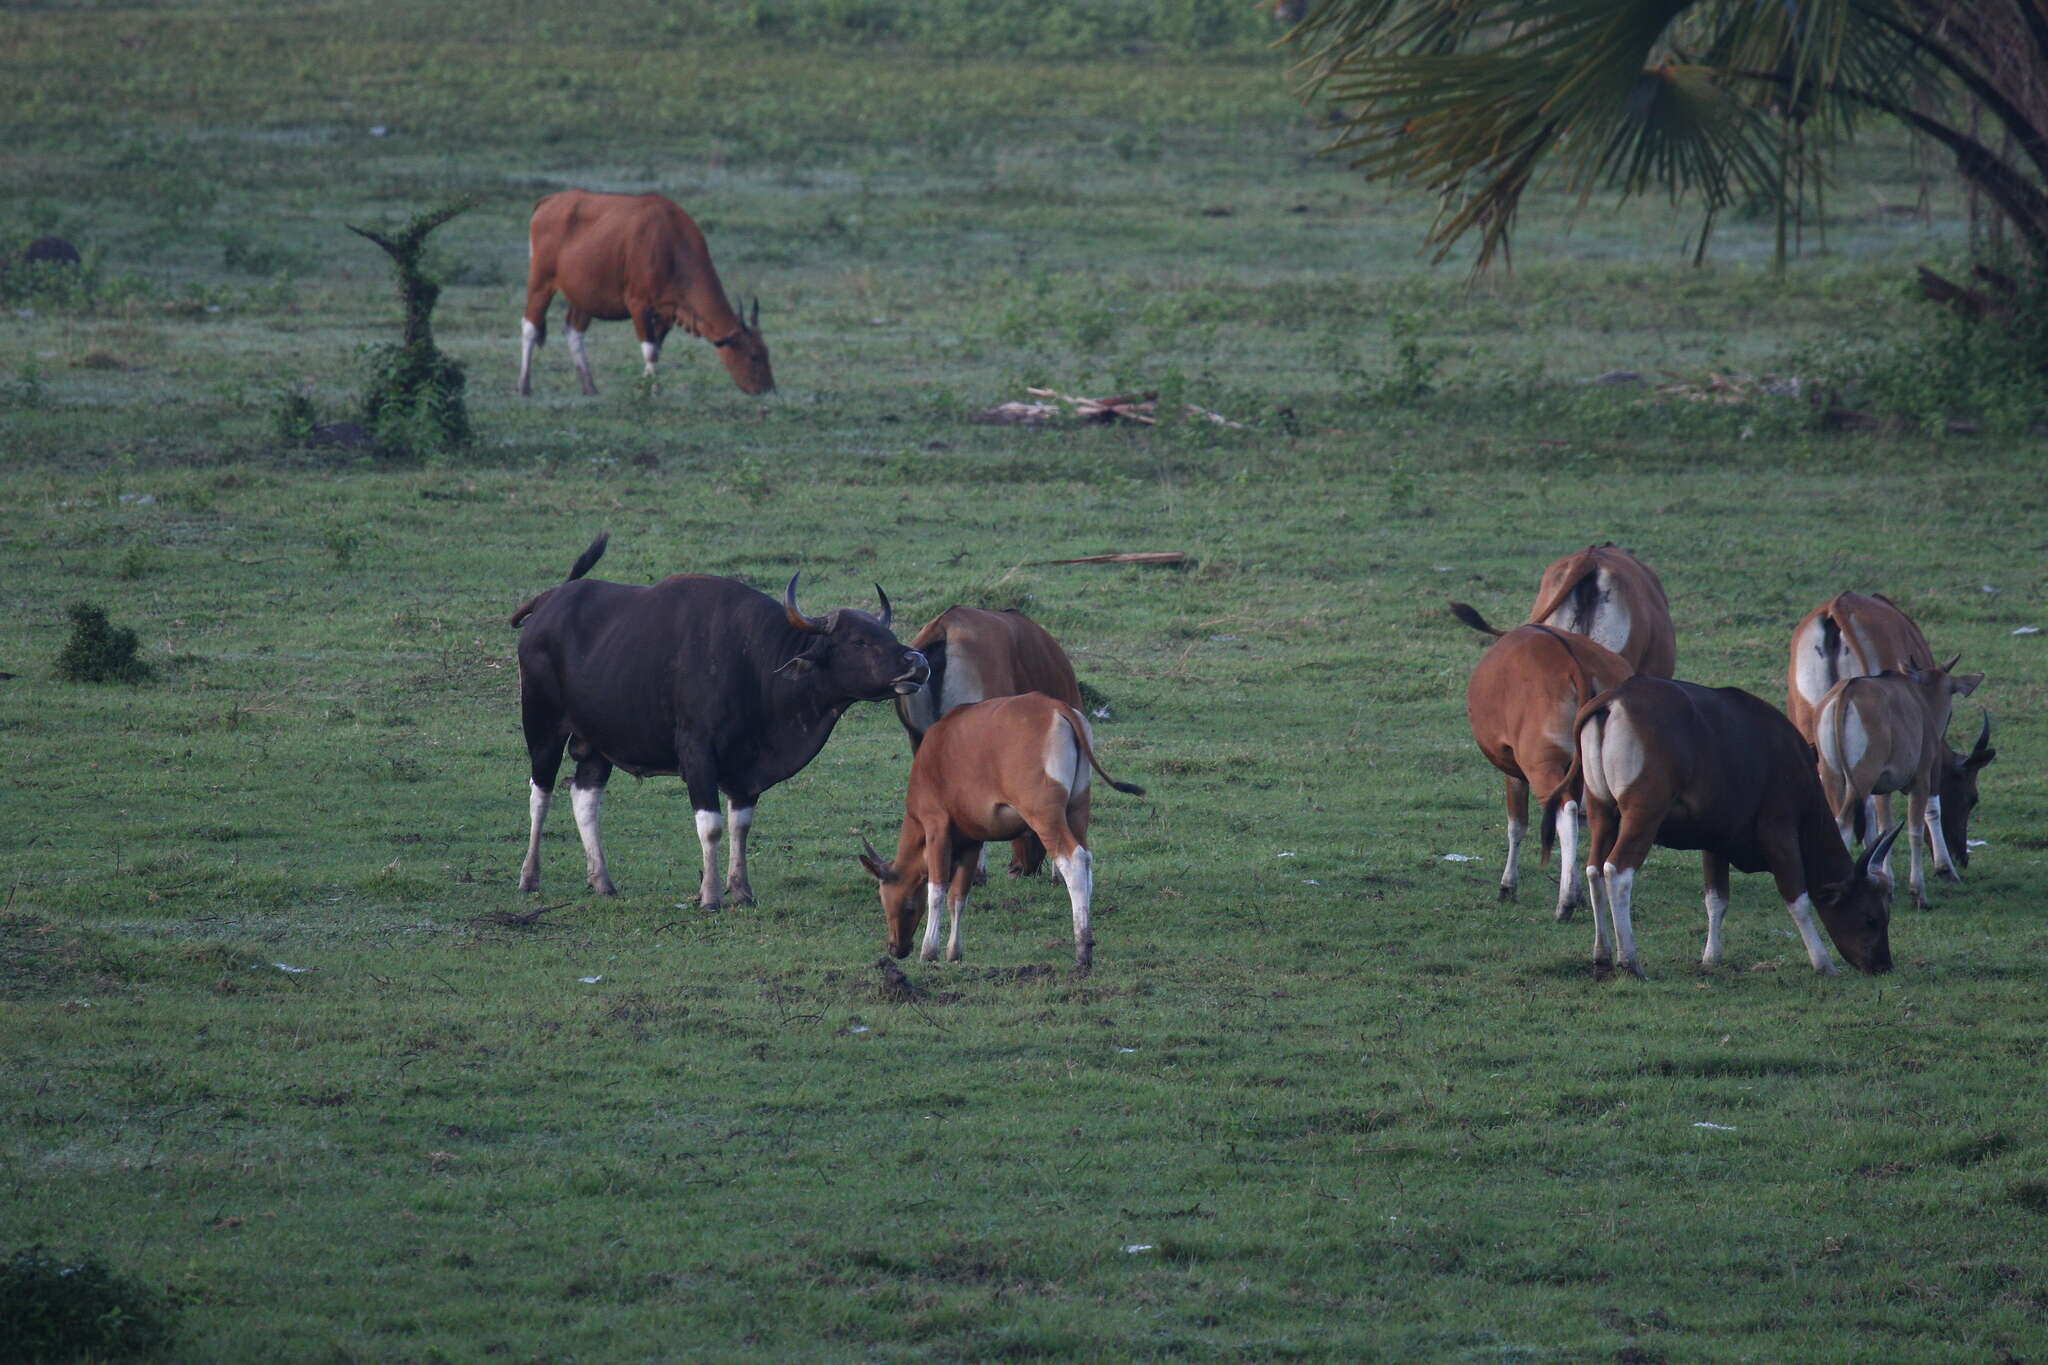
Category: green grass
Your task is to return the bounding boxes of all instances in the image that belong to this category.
[3,4,2046,1362]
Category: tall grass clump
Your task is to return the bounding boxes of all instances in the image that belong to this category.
[55,603,153,684]
[0,1245,178,1362]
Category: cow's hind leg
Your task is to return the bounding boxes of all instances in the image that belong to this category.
[566,306,598,395]
[722,797,756,906]
[1053,842,1095,971]
[1700,851,1731,968]
[518,696,569,892]
[920,831,956,962]
[1552,796,1581,921]
[944,848,977,963]
[1905,788,1932,909]
[1499,774,1527,904]
[518,284,552,396]
[569,747,618,896]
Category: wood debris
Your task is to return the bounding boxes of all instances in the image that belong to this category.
[1037,551,1188,567]
[970,388,1246,429]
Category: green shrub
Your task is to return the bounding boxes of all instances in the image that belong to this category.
[0,1245,177,1362]
[55,604,153,684]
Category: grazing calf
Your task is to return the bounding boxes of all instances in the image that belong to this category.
[858,693,1144,970]
[511,534,927,906]
[894,606,1085,880]
[1787,591,1996,871]
[1816,662,1983,909]
[519,190,773,399]
[1449,605,1633,916]
[1528,543,1678,677]
[1556,676,1898,978]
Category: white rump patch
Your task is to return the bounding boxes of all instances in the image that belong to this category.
[1045,714,1085,795]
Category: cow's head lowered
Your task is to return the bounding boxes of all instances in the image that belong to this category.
[856,832,923,959]
[1813,823,1904,974]
[778,575,928,700]
[713,297,775,395]
[1940,714,1997,871]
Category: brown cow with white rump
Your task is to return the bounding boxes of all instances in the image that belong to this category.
[1555,676,1898,979]
[858,692,1144,971]
[1787,591,1995,877]
[1816,661,1983,909]
[1528,543,1678,677]
[1449,605,1633,917]
[893,606,1085,880]
[518,190,773,399]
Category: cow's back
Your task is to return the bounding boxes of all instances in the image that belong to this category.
[529,191,708,319]
[1787,592,1934,743]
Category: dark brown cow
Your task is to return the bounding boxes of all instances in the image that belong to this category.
[518,190,773,399]
[893,606,1084,879]
[1555,676,1898,978]
[1787,591,1995,873]
[858,693,1143,970]
[511,534,926,908]
[1527,543,1678,678]
[1450,605,1634,916]
[1816,661,1983,909]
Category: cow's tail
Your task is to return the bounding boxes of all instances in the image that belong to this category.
[1541,685,1619,863]
[1816,683,1867,844]
[510,531,609,627]
[1447,601,1504,637]
[1061,703,1145,796]
[1527,551,1600,634]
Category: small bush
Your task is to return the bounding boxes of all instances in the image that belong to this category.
[271,386,318,445]
[55,603,153,684]
[0,1245,177,1362]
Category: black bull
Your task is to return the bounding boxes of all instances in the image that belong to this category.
[511,534,930,907]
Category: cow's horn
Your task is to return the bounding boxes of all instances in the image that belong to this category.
[874,583,892,629]
[784,573,826,634]
[1941,651,1962,673]
[749,296,760,330]
[1857,822,1905,880]
[1969,712,1992,762]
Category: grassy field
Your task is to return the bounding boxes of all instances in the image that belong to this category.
[4,3,2047,1362]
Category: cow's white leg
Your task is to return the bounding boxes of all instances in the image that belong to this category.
[641,339,660,375]
[1587,862,1612,970]
[1552,799,1580,921]
[519,779,552,892]
[1056,846,1095,969]
[567,325,597,395]
[944,885,968,963]
[1604,864,1644,979]
[694,808,724,909]
[1785,893,1839,974]
[1500,810,1524,903]
[974,847,989,887]
[921,883,945,962]
[723,800,755,906]
[571,784,616,895]
[1905,792,1930,908]
[1925,793,1961,883]
[1702,886,1729,967]
[518,318,540,396]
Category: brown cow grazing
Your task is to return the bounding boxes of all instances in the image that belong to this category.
[1527,543,1678,677]
[1787,591,1995,873]
[518,190,773,399]
[1555,676,1898,978]
[858,693,1144,970]
[1449,605,1634,916]
[1816,661,1984,909]
[893,606,1084,880]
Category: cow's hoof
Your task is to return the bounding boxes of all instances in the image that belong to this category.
[519,876,540,894]
[724,885,756,908]
[1553,903,1575,923]
[1624,961,1648,982]
[1498,884,1517,904]
[589,880,618,897]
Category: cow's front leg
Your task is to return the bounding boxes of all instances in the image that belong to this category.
[1905,789,1932,909]
[1924,791,1962,885]
[1783,893,1840,974]
[680,760,724,909]
[571,753,618,896]
[565,306,598,395]
[723,797,756,906]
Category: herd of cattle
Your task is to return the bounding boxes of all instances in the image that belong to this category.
[501,189,1997,980]
[1450,545,1994,978]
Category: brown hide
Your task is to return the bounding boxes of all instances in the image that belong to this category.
[1460,623,1633,914]
[893,607,1084,877]
[861,693,1142,969]
[1527,544,1677,678]
[521,190,772,396]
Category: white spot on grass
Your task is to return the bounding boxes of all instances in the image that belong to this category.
[850,1025,870,1034]
[1692,1122,1737,1132]
[2013,626,2041,636]
[1441,854,1477,863]
[1092,706,1111,719]
[579,975,602,984]
[269,962,310,973]
[1117,1047,1137,1053]
[1275,851,1297,858]
[1967,839,1987,848]
[1303,879,1320,885]
[1122,1244,1154,1254]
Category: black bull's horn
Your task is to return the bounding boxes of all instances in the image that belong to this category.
[1969,712,1992,763]
[1856,822,1905,881]
[784,573,893,633]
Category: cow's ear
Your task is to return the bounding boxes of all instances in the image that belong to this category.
[1813,880,1848,907]
[776,639,830,676]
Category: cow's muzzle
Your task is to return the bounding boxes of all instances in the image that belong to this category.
[890,651,931,695]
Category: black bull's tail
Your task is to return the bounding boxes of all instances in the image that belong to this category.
[509,531,609,627]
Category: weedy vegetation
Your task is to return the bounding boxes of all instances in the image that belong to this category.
[2,2,2044,1362]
